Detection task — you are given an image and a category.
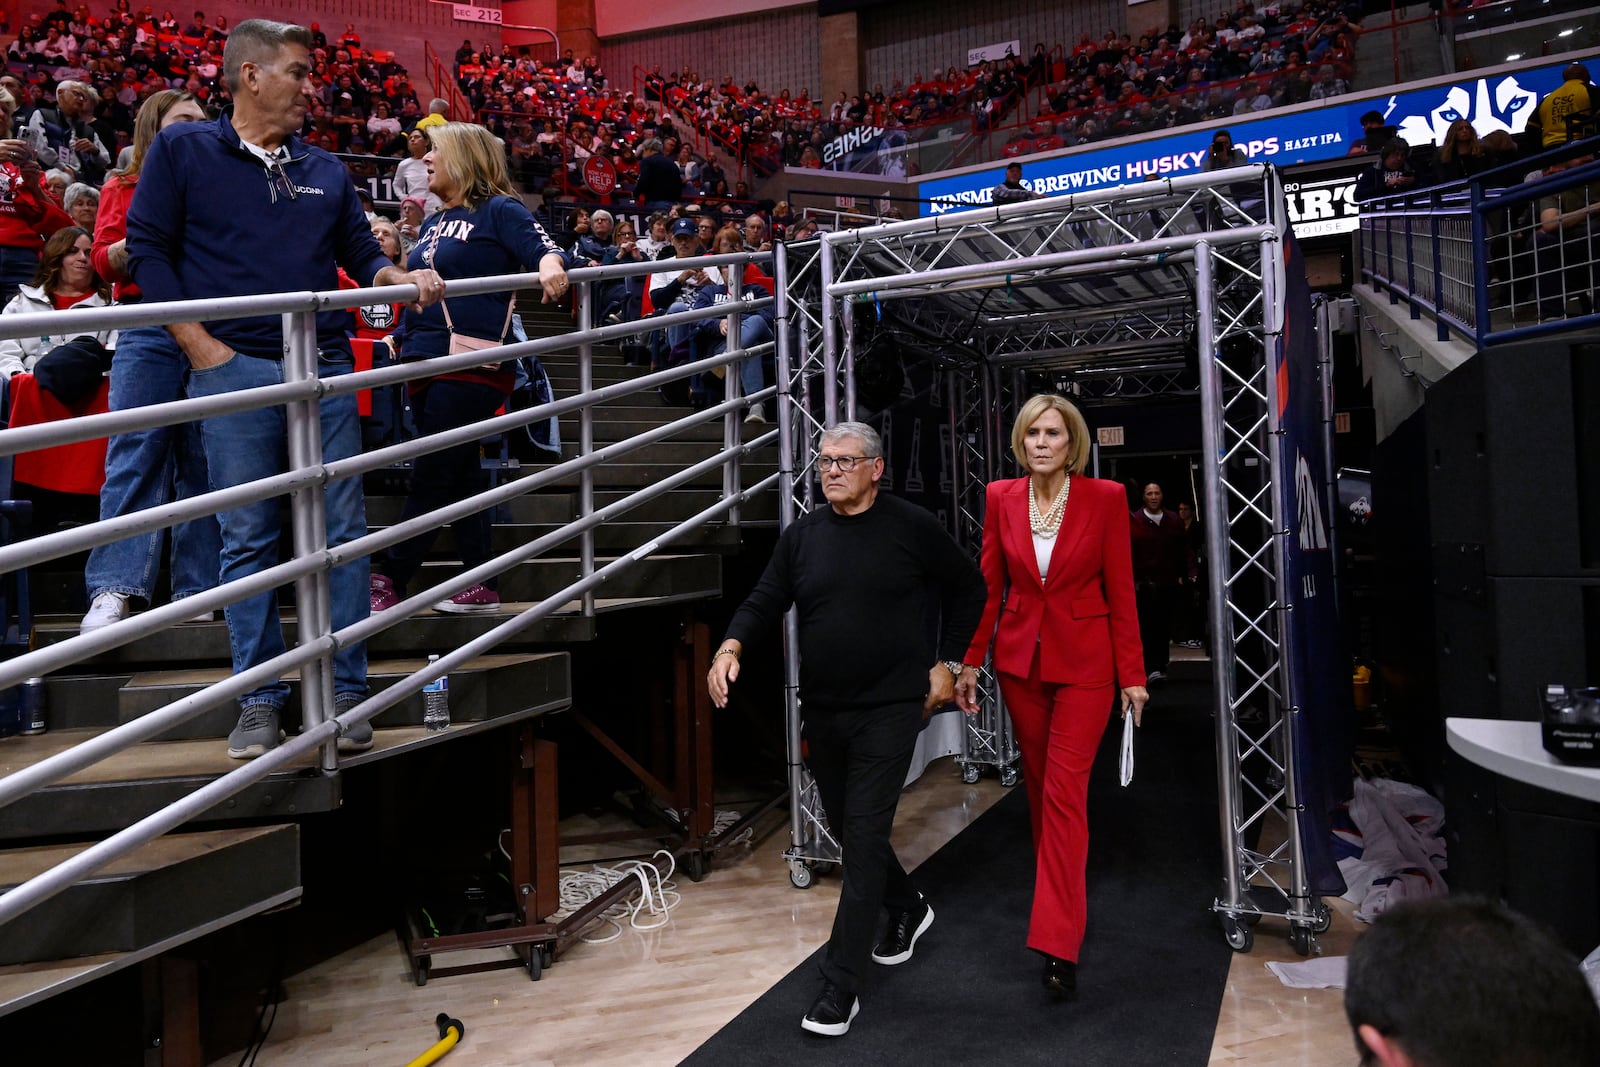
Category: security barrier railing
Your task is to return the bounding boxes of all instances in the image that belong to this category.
[0,248,780,927]
[1359,135,1600,345]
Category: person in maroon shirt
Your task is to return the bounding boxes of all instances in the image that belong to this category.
[1128,481,1193,681]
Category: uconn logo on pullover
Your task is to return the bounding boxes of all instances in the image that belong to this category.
[433,219,477,243]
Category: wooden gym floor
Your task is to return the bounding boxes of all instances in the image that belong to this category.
[207,755,1361,1066]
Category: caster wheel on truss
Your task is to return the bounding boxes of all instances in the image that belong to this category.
[789,862,814,890]
[528,948,544,981]
[1310,901,1332,934]
[961,763,980,784]
[541,944,555,969]
[1290,924,1314,957]
[414,956,431,987]
[999,765,1020,788]
[1222,916,1254,953]
[685,850,708,883]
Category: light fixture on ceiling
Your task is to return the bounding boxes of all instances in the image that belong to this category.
[1506,52,1523,61]
[1558,28,1575,36]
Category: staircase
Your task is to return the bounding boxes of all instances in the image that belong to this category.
[0,294,779,1032]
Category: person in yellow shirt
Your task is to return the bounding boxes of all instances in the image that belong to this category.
[1524,63,1598,149]
[414,97,450,132]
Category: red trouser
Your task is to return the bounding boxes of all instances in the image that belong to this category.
[999,666,1115,962]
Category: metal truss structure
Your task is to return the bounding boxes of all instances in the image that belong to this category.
[771,167,1332,954]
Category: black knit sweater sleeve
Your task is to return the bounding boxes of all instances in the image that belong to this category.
[722,494,986,710]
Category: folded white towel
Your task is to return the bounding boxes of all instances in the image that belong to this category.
[1265,956,1348,989]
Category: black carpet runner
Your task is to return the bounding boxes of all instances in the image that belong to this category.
[682,678,1233,1066]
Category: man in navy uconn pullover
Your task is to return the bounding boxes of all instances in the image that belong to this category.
[125,19,444,760]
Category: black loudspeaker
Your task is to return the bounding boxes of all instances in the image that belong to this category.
[1427,333,1600,724]
[1423,332,1600,953]
[1436,577,1600,723]
[1426,331,1600,580]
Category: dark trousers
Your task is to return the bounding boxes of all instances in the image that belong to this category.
[1135,583,1174,672]
[802,700,925,996]
[382,378,506,591]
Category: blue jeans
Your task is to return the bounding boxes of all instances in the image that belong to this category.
[185,350,368,711]
[694,316,771,403]
[84,327,223,604]
[717,315,772,398]
[0,245,39,307]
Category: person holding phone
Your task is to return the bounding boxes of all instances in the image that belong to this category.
[954,393,1148,1001]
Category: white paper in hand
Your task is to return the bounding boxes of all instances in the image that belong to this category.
[1119,705,1135,787]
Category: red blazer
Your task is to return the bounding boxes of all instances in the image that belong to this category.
[964,476,1146,689]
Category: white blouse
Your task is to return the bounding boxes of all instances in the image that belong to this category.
[1033,531,1054,582]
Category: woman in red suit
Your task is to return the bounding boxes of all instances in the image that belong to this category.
[955,393,1148,999]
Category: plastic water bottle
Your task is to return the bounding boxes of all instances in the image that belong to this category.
[422,655,450,731]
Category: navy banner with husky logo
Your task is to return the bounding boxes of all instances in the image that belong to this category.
[1275,234,1353,897]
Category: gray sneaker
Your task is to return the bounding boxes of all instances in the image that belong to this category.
[227,705,284,760]
[334,692,373,753]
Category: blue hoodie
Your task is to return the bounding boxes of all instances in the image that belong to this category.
[126,110,392,360]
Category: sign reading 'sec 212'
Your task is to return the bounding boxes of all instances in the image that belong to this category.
[918,58,1576,216]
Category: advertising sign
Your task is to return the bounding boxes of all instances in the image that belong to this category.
[582,154,616,197]
[1283,170,1361,239]
[967,40,1021,66]
[917,58,1576,216]
[451,4,502,24]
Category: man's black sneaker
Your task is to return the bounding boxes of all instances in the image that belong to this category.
[871,898,934,965]
[800,980,859,1036]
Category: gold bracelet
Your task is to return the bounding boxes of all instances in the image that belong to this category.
[714,647,740,660]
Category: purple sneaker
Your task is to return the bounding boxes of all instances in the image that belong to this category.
[370,573,400,613]
[434,583,501,614]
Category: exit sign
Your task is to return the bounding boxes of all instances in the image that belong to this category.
[1096,426,1125,447]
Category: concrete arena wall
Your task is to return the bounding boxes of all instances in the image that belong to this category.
[859,0,1126,91]
[600,4,821,104]
[598,0,1132,113]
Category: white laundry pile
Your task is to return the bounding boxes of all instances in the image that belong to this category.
[1332,777,1448,922]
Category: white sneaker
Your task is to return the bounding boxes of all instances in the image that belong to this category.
[80,592,132,634]
[744,403,767,424]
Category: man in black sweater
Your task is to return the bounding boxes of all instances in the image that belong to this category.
[708,421,986,1037]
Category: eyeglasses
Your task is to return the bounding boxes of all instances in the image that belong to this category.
[817,455,872,472]
[265,154,297,201]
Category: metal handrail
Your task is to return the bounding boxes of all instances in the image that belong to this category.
[0,247,783,928]
[1358,135,1600,345]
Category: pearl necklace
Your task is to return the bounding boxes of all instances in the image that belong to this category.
[1029,475,1070,539]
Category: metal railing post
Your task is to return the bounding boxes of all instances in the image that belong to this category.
[575,282,595,619]
[1194,242,1242,915]
[724,267,744,527]
[1470,186,1491,345]
[1429,198,1448,341]
[283,310,336,772]
[819,237,839,427]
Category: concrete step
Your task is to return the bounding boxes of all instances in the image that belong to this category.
[117,651,570,740]
[594,488,779,523]
[391,521,743,557]
[413,552,720,604]
[32,604,595,668]
[364,492,574,527]
[534,461,777,489]
[0,652,571,839]
[0,825,299,972]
